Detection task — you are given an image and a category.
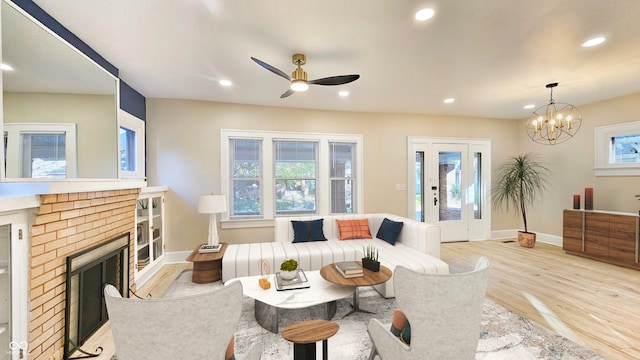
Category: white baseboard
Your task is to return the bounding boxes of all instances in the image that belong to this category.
[490,229,562,247]
[165,250,192,263]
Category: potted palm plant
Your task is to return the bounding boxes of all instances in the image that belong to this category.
[492,153,550,248]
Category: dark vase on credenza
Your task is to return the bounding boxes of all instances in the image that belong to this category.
[585,187,594,210]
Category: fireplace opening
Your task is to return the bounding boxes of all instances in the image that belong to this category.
[64,234,129,360]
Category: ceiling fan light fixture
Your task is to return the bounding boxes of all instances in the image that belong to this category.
[291,79,309,92]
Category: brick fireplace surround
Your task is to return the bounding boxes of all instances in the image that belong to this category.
[28,189,140,360]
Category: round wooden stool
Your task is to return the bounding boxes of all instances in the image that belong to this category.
[281,319,339,360]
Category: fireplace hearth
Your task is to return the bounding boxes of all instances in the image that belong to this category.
[64,234,129,360]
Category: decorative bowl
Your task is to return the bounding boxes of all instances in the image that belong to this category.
[280,270,297,280]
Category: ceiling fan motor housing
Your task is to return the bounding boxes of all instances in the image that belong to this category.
[291,53,308,81]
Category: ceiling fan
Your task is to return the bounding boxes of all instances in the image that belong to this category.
[251,53,360,98]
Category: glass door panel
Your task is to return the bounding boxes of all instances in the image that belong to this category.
[438,151,462,222]
[415,152,425,222]
[151,196,163,260]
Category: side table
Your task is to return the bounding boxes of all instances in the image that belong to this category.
[320,262,392,317]
[185,243,227,283]
[281,319,339,360]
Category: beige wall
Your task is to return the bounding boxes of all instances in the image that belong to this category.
[146,99,520,251]
[3,92,118,178]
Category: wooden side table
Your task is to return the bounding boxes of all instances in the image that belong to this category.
[320,262,392,317]
[281,319,339,360]
[185,243,227,283]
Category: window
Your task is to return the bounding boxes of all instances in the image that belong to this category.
[3,123,77,179]
[275,141,318,215]
[595,121,640,176]
[330,142,356,213]
[119,111,145,179]
[231,139,262,216]
[221,130,364,223]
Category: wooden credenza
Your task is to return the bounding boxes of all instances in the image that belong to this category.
[563,209,639,269]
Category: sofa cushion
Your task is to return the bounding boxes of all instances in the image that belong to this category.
[336,218,372,240]
[292,219,327,243]
[377,218,404,245]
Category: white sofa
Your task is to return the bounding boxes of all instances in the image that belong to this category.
[222,213,449,298]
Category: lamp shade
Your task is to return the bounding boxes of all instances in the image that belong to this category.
[198,194,227,214]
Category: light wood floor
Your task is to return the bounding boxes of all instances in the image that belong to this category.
[441,240,640,360]
[86,240,639,360]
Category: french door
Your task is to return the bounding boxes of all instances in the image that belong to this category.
[409,138,491,242]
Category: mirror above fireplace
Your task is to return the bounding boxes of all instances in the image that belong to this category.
[1,0,119,181]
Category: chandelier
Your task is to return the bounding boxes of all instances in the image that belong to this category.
[526,83,582,145]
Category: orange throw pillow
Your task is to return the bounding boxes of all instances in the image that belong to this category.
[336,219,372,240]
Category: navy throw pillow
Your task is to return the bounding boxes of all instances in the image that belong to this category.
[292,219,327,243]
[376,218,403,245]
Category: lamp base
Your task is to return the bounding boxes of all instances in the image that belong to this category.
[198,244,222,253]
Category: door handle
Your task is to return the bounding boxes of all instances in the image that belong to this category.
[434,197,438,206]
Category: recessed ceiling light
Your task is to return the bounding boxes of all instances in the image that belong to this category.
[338,90,349,97]
[1,63,14,71]
[582,37,605,47]
[523,104,535,109]
[415,8,435,21]
[444,98,455,104]
[219,79,232,86]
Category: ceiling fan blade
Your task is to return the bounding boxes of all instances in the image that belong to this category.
[280,89,295,98]
[308,74,360,86]
[251,57,291,81]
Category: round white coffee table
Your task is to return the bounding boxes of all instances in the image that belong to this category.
[227,270,355,333]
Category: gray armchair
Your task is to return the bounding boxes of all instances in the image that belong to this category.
[104,281,261,360]
[367,256,490,360]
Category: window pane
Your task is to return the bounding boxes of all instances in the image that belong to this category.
[119,127,136,171]
[233,140,261,177]
[330,142,355,213]
[231,139,262,216]
[233,180,261,216]
[274,141,317,178]
[275,179,316,213]
[275,141,318,214]
[22,133,66,179]
[612,134,640,164]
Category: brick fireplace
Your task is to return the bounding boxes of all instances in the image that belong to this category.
[28,189,140,360]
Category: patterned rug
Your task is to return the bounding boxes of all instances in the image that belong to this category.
[157,271,604,360]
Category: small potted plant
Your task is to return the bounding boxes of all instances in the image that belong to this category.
[362,245,380,272]
[279,259,298,280]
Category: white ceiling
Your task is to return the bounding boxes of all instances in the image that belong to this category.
[28,0,640,120]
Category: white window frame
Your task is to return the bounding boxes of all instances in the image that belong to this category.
[3,123,77,179]
[220,129,364,228]
[118,110,146,180]
[594,121,640,176]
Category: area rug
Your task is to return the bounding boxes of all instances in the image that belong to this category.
[157,271,604,360]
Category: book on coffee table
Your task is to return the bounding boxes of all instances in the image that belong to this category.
[275,269,310,291]
[199,244,222,253]
[335,261,364,278]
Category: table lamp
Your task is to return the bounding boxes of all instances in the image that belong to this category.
[198,194,227,248]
